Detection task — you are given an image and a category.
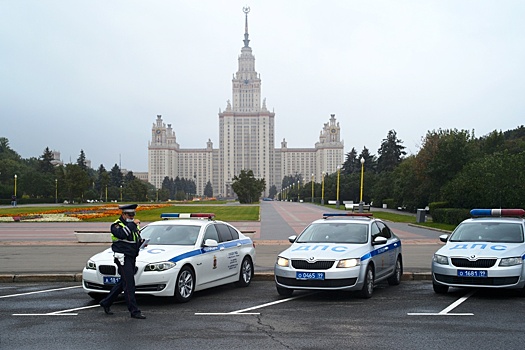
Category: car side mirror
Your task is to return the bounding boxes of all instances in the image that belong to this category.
[372,236,387,245]
[439,234,449,243]
[203,239,218,247]
[288,235,297,243]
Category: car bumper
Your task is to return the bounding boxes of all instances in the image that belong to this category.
[432,263,525,289]
[274,264,366,291]
[82,265,180,297]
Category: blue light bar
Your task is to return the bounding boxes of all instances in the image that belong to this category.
[323,213,373,218]
[160,213,215,219]
[470,209,525,217]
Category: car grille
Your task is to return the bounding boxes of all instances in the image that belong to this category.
[434,273,519,286]
[291,260,335,270]
[83,281,166,292]
[451,258,497,268]
[99,265,117,275]
[276,276,357,288]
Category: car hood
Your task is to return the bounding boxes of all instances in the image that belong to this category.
[88,245,203,264]
[279,242,369,260]
[437,242,525,258]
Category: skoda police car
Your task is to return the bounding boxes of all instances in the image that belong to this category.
[82,213,255,302]
[432,209,525,295]
[274,213,403,298]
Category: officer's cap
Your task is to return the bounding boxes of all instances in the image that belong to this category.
[119,204,138,213]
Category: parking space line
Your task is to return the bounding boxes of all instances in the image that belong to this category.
[0,286,81,299]
[195,293,313,316]
[13,303,100,316]
[407,290,476,316]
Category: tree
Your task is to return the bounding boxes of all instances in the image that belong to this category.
[358,147,377,173]
[109,164,123,188]
[377,130,406,173]
[39,147,55,173]
[64,164,91,202]
[341,148,358,175]
[77,150,88,170]
[415,129,475,203]
[231,170,266,204]
[268,185,277,199]
[204,181,213,198]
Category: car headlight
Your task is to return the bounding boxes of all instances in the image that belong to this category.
[144,261,176,272]
[86,260,96,270]
[433,254,449,265]
[337,258,360,268]
[276,257,289,267]
[499,257,523,267]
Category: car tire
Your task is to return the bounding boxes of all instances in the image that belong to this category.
[387,257,403,286]
[276,285,294,297]
[432,280,449,294]
[174,266,195,303]
[88,292,105,302]
[235,256,253,287]
[359,265,374,299]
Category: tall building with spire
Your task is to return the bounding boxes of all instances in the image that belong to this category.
[148,8,344,198]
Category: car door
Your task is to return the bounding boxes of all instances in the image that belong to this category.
[215,223,242,280]
[375,221,397,277]
[194,223,225,286]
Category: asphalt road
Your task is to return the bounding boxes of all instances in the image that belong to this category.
[2,280,525,350]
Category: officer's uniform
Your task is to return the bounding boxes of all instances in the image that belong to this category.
[99,204,145,319]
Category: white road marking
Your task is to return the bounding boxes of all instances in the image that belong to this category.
[0,285,81,299]
[407,290,476,316]
[13,313,78,316]
[13,303,101,316]
[195,293,313,315]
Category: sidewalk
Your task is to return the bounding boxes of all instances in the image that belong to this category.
[0,239,437,283]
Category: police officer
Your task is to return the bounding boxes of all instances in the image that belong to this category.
[99,204,146,319]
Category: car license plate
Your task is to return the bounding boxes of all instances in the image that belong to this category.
[457,270,487,278]
[103,276,120,285]
[296,272,325,280]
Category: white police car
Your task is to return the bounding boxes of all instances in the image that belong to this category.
[82,213,255,302]
[274,213,402,298]
[432,209,525,295]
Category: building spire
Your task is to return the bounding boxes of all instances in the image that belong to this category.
[243,6,250,48]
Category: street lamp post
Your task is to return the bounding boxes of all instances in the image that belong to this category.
[297,181,300,202]
[55,178,58,204]
[311,173,314,203]
[120,185,123,202]
[13,174,17,206]
[359,157,365,212]
[336,166,341,209]
[321,172,325,205]
[105,185,108,203]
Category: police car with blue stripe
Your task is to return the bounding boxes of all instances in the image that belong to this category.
[82,213,255,302]
[274,213,402,298]
[432,208,525,295]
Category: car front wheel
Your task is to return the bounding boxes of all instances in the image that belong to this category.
[235,256,253,287]
[174,266,195,303]
[359,265,374,299]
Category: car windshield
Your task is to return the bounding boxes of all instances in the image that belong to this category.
[140,225,201,245]
[296,223,368,244]
[449,222,524,243]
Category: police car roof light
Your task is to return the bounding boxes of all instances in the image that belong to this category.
[323,213,373,219]
[470,209,525,218]
[160,213,215,220]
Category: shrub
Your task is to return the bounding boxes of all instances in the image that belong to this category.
[432,208,470,226]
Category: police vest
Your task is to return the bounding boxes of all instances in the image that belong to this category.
[111,219,141,243]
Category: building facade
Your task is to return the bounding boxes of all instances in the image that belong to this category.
[148,8,344,198]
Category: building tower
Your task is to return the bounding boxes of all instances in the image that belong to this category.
[218,6,275,197]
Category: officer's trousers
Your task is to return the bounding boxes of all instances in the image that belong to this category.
[100,255,141,316]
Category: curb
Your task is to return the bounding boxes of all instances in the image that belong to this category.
[0,272,432,283]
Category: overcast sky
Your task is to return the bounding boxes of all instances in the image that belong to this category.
[1,0,524,172]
